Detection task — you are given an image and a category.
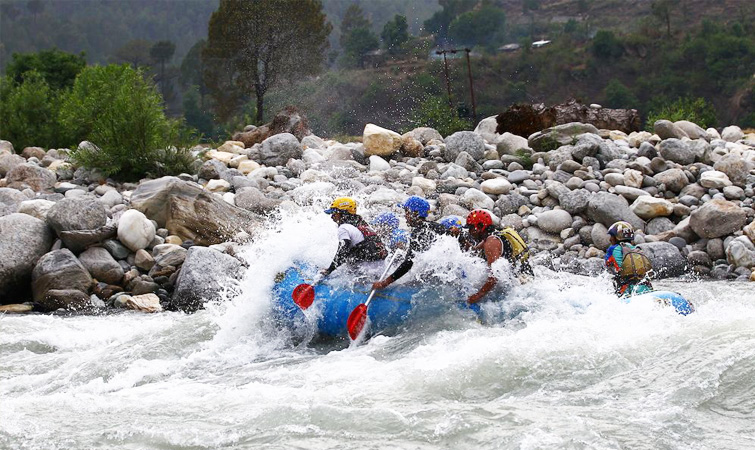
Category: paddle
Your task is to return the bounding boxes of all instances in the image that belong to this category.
[292,273,324,309]
[346,252,402,340]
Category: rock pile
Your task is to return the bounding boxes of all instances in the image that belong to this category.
[2,113,754,314]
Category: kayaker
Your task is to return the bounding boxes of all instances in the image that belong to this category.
[605,221,653,296]
[464,209,533,304]
[371,196,447,290]
[371,212,408,250]
[321,197,387,276]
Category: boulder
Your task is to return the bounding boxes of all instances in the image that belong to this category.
[713,154,750,187]
[699,170,732,189]
[653,168,688,193]
[587,192,644,230]
[78,247,124,285]
[259,133,302,166]
[480,178,512,195]
[172,246,244,312]
[689,199,747,239]
[0,152,25,177]
[653,120,688,140]
[529,122,600,152]
[17,199,56,221]
[31,249,93,303]
[646,217,675,235]
[47,196,108,235]
[0,213,54,302]
[536,210,572,234]
[0,187,26,217]
[234,187,283,214]
[444,131,485,161]
[461,188,494,210]
[363,124,402,157]
[114,293,163,313]
[591,223,611,250]
[405,127,443,144]
[117,209,156,252]
[400,134,424,157]
[636,241,687,278]
[726,236,755,269]
[721,125,744,142]
[473,116,499,143]
[38,289,91,312]
[674,120,708,140]
[630,197,673,220]
[129,176,261,246]
[6,163,56,192]
[559,189,591,214]
[368,155,390,172]
[495,132,529,156]
[658,138,694,165]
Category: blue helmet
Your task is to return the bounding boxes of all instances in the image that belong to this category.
[372,212,399,229]
[439,216,462,229]
[401,196,430,218]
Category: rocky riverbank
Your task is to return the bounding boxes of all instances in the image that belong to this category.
[1,114,754,314]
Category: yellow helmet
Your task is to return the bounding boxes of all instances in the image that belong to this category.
[324,197,357,215]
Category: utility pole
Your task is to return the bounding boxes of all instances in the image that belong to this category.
[436,49,453,109]
[435,48,478,123]
[463,48,477,124]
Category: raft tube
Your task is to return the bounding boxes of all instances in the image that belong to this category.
[273,265,425,338]
[622,290,695,315]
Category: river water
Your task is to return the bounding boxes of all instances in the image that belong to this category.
[2,210,755,450]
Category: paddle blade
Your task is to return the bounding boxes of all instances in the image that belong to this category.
[292,284,315,309]
[347,304,368,340]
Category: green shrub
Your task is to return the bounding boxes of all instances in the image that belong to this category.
[0,72,63,150]
[603,78,639,108]
[406,95,470,138]
[646,96,718,130]
[592,30,624,59]
[60,64,195,180]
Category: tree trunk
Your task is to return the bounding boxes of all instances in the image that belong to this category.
[255,93,264,125]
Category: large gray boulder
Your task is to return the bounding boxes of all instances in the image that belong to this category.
[31,249,93,304]
[653,168,688,193]
[47,196,108,235]
[636,241,687,278]
[259,133,302,166]
[559,189,591,214]
[0,213,54,302]
[78,247,124,285]
[536,209,572,234]
[713,154,750,187]
[172,247,245,312]
[653,120,688,140]
[529,123,600,152]
[674,121,708,140]
[0,152,25,177]
[0,187,26,217]
[444,131,485,162]
[586,192,644,230]
[406,127,443,145]
[5,163,57,192]
[689,199,747,239]
[129,176,262,246]
[234,187,283,214]
[658,138,694,165]
[726,236,755,269]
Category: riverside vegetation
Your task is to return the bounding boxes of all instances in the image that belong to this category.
[1,109,754,315]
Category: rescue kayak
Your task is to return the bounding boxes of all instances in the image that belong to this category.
[622,290,695,315]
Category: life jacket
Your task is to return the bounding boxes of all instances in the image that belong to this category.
[494,227,529,262]
[618,244,652,281]
[352,217,388,260]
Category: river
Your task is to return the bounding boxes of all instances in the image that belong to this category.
[2,212,754,450]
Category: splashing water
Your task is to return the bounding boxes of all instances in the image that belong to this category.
[2,207,754,449]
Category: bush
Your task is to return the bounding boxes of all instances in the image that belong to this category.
[60,65,194,179]
[646,96,718,130]
[5,49,86,90]
[603,78,639,108]
[0,72,63,150]
[592,30,624,59]
[406,95,470,138]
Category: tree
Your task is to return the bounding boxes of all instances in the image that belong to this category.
[150,40,176,99]
[448,5,506,46]
[203,0,331,124]
[1,3,21,21]
[60,65,194,179]
[592,30,624,59]
[180,40,208,108]
[5,49,86,90]
[0,72,62,149]
[603,78,639,108]
[114,39,153,69]
[381,15,409,54]
[26,0,45,23]
[651,0,680,38]
[343,27,379,68]
[340,3,370,48]
[423,0,476,41]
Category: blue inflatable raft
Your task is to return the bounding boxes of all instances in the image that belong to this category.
[273,264,437,338]
[622,290,695,315]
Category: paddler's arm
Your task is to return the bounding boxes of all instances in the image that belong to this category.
[372,253,413,290]
[467,236,503,304]
[322,239,350,276]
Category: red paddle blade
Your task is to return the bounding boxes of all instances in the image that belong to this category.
[292,284,315,309]
[347,304,368,340]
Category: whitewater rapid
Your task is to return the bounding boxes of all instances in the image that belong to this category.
[2,207,754,450]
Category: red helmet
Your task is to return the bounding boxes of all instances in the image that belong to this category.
[465,209,493,232]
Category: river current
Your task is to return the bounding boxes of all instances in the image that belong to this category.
[2,210,754,450]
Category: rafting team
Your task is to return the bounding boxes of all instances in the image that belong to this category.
[321,195,654,304]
